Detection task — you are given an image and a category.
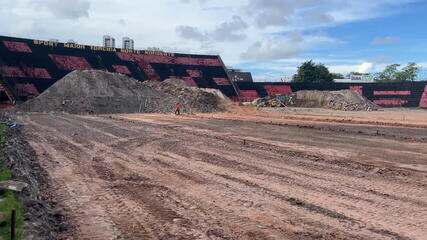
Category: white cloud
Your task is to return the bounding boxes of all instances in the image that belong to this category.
[245,0,323,28]
[328,62,374,74]
[241,32,342,60]
[176,15,248,42]
[35,0,91,19]
[357,62,374,73]
[175,26,208,42]
[320,62,378,75]
[371,36,400,45]
[0,0,422,79]
[211,16,248,42]
[242,40,301,60]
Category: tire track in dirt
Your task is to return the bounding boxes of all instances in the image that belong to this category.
[20,115,267,239]
[16,113,427,239]
[117,115,426,239]
[127,117,425,210]
[78,116,361,239]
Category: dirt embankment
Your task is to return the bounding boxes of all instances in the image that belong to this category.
[17,70,226,114]
[0,113,67,240]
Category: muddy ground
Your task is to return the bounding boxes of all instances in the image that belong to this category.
[15,112,427,240]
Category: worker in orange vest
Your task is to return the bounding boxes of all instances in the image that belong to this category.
[175,102,182,115]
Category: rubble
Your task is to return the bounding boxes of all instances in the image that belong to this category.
[143,78,227,113]
[16,70,225,114]
[253,90,379,111]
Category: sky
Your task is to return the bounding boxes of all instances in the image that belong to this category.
[0,0,426,81]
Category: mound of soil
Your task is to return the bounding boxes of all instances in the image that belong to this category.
[143,78,227,113]
[253,90,379,111]
[17,71,224,114]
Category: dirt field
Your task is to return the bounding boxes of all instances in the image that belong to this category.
[259,107,427,128]
[16,111,427,240]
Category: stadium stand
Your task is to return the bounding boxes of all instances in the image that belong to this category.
[236,81,427,108]
[0,35,426,108]
[420,85,427,108]
[0,35,238,105]
[227,69,254,83]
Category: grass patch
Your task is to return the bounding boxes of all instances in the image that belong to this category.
[0,188,24,239]
[0,168,12,182]
[0,124,24,239]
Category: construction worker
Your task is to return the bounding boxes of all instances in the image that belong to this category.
[175,102,182,115]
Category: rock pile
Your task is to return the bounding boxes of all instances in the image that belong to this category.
[143,78,226,113]
[253,94,296,108]
[253,90,379,111]
[16,70,225,114]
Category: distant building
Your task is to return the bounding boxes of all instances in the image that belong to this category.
[280,76,293,82]
[227,69,254,82]
[103,35,115,48]
[334,73,374,83]
[122,37,134,50]
[349,73,374,82]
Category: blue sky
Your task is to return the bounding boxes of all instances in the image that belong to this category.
[1,0,426,81]
[235,0,427,81]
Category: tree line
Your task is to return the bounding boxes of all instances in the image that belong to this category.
[292,60,420,83]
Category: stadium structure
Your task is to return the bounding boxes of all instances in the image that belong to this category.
[0,35,426,108]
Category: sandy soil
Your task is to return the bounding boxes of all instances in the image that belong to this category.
[259,107,427,128]
[16,112,427,240]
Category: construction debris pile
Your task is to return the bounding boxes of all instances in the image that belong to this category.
[143,78,226,113]
[17,70,225,114]
[253,90,379,111]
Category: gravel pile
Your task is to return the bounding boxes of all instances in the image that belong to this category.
[143,78,226,113]
[16,70,224,114]
[253,90,379,111]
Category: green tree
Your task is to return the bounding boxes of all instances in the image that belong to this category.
[375,63,420,82]
[293,60,334,83]
[401,62,419,82]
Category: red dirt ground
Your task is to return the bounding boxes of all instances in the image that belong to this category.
[16,111,427,240]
